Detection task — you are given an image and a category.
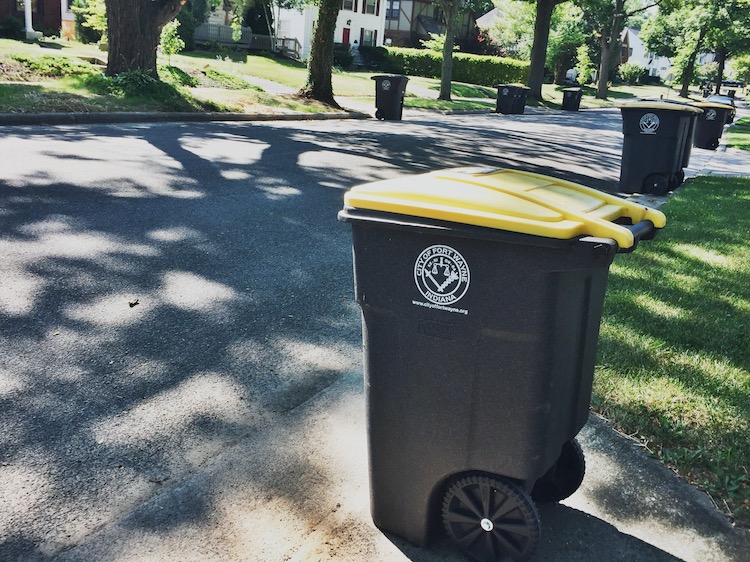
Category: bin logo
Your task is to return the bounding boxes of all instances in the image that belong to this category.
[414,245,470,305]
[502,88,510,96]
[381,79,392,91]
[706,109,717,121]
[639,113,660,134]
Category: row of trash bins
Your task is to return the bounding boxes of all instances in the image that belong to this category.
[372,75,736,196]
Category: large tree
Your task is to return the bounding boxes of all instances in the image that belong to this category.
[431,0,478,101]
[298,0,340,105]
[105,0,186,77]
[527,0,568,100]
[577,0,663,99]
[705,1,750,93]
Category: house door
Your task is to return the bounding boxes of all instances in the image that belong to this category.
[342,28,350,46]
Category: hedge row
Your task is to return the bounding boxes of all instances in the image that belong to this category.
[385,47,529,87]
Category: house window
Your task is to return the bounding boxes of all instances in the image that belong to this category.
[342,0,354,10]
[365,0,376,15]
[362,29,376,47]
[386,0,400,19]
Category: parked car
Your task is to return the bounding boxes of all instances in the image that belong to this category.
[706,94,737,124]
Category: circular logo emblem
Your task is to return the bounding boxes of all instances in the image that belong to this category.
[639,113,660,134]
[414,245,470,305]
[706,109,717,121]
[381,79,391,91]
[502,87,510,96]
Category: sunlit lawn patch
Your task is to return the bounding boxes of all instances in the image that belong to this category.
[595,175,750,527]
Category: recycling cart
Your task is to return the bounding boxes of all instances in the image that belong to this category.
[495,84,530,114]
[692,101,732,150]
[372,75,409,120]
[619,101,703,195]
[338,167,665,562]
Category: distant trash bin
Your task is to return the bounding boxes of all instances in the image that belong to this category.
[371,75,409,120]
[495,84,530,114]
[339,167,665,562]
[619,101,703,195]
[561,87,583,111]
[692,102,732,150]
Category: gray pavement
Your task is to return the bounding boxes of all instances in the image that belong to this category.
[1,98,749,562]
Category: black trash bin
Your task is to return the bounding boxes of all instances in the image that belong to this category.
[371,75,409,120]
[619,101,703,195]
[339,167,665,562]
[495,84,530,114]
[561,87,583,111]
[637,98,701,189]
[692,102,732,150]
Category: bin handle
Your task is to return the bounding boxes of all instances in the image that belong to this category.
[623,220,656,252]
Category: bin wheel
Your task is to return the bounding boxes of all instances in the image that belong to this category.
[669,169,686,191]
[375,109,383,120]
[708,138,720,150]
[442,474,540,562]
[643,174,670,195]
[531,439,585,504]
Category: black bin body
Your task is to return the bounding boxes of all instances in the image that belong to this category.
[339,209,618,546]
[561,88,583,111]
[693,104,731,150]
[619,104,697,194]
[372,75,409,120]
[495,84,529,114]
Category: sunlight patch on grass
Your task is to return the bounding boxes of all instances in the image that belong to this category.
[668,243,735,269]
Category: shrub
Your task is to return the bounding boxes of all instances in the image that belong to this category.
[160,19,185,64]
[203,68,252,89]
[574,44,594,85]
[333,44,353,69]
[0,15,24,40]
[384,47,528,86]
[159,65,200,87]
[619,62,645,84]
[11,54,97,77]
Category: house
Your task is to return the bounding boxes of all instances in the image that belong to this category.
[619,27,672,81]
[0,0,74,38]
[277,0,386,60]
[384,0,478,50]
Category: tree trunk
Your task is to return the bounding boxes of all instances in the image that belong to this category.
[679,24,708,98]
[595,0,624,100]
[438,5,458,101]
[298,0,340,106]
[105,0,185,77]
[596,37,611,99]
[527,0,557,101]
[714,45,727,95]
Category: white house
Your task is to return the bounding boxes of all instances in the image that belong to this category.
[278,1,387,60]
[620,27,672,81]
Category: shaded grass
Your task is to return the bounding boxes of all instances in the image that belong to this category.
[727,117,750,151]
[594,176,750,527]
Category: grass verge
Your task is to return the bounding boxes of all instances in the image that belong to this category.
[727,117,750,151]
[594,175,750,527]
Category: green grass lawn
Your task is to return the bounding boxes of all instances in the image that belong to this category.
[0,38,706,114]
[727,117,750,151]
[594,175,750,527]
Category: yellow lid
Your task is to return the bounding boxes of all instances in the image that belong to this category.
[343,168,666,249]
[693,102,733,109]
[619,101,703,114]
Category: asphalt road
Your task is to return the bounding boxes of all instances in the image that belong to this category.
[1,110,748,562]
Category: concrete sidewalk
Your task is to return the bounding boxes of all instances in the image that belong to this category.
[52,372,750,562]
